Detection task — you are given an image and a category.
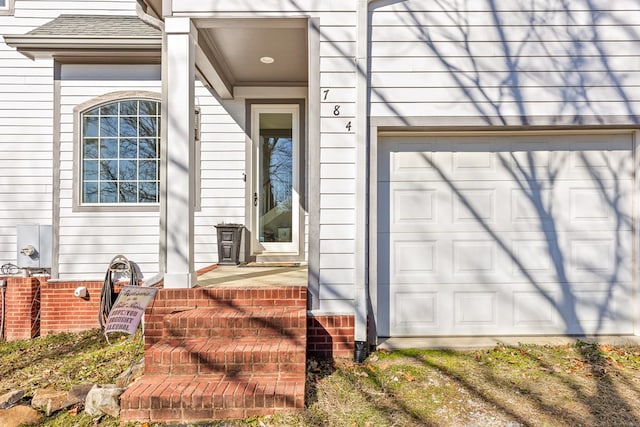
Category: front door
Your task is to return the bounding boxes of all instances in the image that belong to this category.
[251,104,300,255]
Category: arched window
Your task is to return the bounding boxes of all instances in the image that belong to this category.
[80,98,160,204]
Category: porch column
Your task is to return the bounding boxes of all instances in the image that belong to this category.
[161,17,197,288]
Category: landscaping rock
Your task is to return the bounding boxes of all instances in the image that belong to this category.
[69,383,94,404]
[31,388,78,416]
[0,405,41,427]
[84,384,125,418]
[115,358,144,388]
[0,389,24,409]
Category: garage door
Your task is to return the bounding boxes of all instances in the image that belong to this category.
[377,133,635,337]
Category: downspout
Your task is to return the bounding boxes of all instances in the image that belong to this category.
[354,0,377,363]
[135,1,164,30]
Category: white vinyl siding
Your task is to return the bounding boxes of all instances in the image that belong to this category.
[172,2,356,14]
[58,64,161,279]
[0,0,138,268]
[59,67,236,279]
[13,1,135,16]
[317,7,358,314]
[0,18,52,267]
[370,0,640,124]
[0,0,13,15]
[193,84,246,270]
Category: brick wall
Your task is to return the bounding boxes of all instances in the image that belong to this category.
[40,280,105,335]
[2,276,358,361]
[307,314,355,360]
[0,276,44,341]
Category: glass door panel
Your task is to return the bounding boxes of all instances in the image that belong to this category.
[252,105,299,254]
[259,113,293,244]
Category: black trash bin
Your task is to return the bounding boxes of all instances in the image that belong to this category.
[214,223,243,265]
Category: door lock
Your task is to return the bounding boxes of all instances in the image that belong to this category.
[253,192,258,207]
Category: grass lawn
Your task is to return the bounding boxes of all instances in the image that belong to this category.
[1,330,639,426]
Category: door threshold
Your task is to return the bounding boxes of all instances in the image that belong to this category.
[243,261,305,268]
[254,253,304,263]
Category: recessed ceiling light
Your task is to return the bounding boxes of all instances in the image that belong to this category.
[260,56,275,64]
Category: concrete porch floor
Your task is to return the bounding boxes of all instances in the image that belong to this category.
[196,264,308,287]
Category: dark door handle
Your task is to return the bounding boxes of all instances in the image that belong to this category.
[253,192,258,207]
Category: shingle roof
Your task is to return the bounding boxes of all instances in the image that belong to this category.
[3,14,162,59]
[25,15,160,39]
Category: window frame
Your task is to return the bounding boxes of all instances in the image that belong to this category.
[0,0,15,16]
[73,91,162,212]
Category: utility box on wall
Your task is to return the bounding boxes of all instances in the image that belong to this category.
[16,224,52,269]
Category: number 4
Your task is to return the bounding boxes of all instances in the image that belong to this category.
[346,121,352,131]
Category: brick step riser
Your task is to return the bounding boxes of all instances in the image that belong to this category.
[144,345,305,375]
[145,361,306,375]
[147,343,306,362]
[154,289,307,311]
[123,389,306,412]
[164,327,306,339]
[121,377,306,410]
[162,317,305,339]
[120,375,305,424]
[194,299,307,309]
[121,407,295,424]
[163,302,308,312]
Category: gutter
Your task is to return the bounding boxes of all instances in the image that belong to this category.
[3,37,161,51]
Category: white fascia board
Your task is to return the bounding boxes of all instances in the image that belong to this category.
[195,43,233,99]
[4,36,161,59]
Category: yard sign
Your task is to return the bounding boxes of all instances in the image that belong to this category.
[104,286,158,340]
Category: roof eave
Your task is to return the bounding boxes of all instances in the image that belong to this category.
[4,35,161,60]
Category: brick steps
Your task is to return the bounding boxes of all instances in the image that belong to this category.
[163,307,306,339]
[145,337,306,375]
[120,373,305,423]
[120,285,307,424]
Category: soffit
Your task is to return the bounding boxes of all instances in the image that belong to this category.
[139,0,310,84]
[196,18,308,87]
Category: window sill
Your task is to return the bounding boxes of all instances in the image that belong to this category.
[72,204,160,213]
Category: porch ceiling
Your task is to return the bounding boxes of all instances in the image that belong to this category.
[195,18,309,96]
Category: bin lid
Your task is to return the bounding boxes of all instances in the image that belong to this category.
[214,223,244,228]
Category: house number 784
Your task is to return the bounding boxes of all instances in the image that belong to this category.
[322,89,353,132]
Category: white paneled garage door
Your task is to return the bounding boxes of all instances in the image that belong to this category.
[377,133,635,337]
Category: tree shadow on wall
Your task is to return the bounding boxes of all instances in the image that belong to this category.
[378,0,639,125]
[371,1,638,423]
